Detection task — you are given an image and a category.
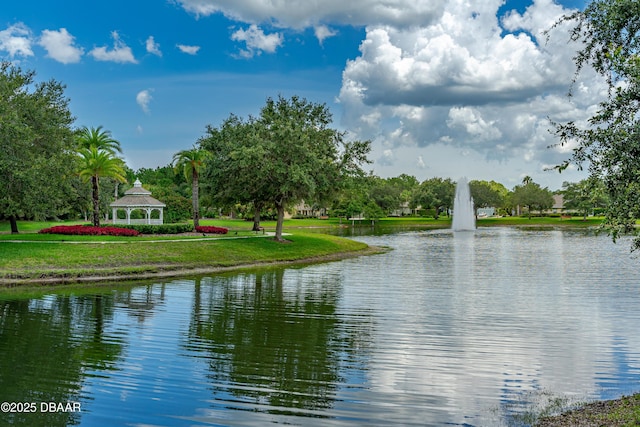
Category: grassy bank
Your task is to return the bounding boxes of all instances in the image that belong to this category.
[535,393,640,426]
[0,231,378,286]
[477,216,604,228]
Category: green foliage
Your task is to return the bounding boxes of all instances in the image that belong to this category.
[509,178,554,219]
[561,177,609,219]
[469,180,506,213]
[77,147,126,184]
[77,145,126,227]
[147,186,192,223]
[75,126,126,227]
[135,165,183,190]
[368,176,402,214]
[117,223,194,234]
[358,174,421,216]
[200,114,270,230]
[75,126,122,154]
[411,177,455,219]
[201,95,371,241]
[420,208,438,218]
[363,200,385,220]
[172,147,209,227]
[330,175,368,218]
[0,62,76,233]
[551,0,640,247]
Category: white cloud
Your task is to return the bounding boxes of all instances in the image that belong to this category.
[89,31,137,64]
[177,44,201,55]
[378,149,396,166]
[146,36,162,56]
[446,107,502,142]
[0,23,33,58]
[230,25,283,58]
[314,25,337,45]
[336,0,607,184]
[38,28,83,64]
[175,0,447,29]
[136,89,153,113]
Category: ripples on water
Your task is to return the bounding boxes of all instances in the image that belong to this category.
[1,227,639,426]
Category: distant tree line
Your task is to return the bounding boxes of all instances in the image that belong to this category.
[0,57,620,241]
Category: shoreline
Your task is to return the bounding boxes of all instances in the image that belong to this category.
[535,393,640,426]
[0,244,388,287]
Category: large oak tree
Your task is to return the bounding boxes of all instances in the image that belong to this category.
[0,63,76,233]
[510,177,554,219]
[201,95,371,241]
[200,114,268,231]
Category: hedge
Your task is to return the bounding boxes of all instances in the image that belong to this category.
[116,223,194,234]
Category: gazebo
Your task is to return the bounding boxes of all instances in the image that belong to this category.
[111,179,166,225]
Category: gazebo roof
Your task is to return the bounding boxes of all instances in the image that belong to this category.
[110,179,166,208]
[124,179,152,196]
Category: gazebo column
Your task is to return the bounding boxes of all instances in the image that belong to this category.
[126,207,132,225]
[112,208,117,224]
[160,209,164,224]
[146,208,152,224]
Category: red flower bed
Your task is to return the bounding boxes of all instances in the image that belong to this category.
[195,225,228,234]
[39,225,140,236]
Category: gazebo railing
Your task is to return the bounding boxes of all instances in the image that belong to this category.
[112,219,163,225]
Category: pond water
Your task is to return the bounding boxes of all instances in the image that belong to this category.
[1,227,640,426]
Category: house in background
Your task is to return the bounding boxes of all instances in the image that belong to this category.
[476,207,496,217]
[389,202,418,217]
[549,194,565,215]
[290,201,328,218]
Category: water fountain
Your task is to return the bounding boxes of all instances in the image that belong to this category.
[452,177,476,231]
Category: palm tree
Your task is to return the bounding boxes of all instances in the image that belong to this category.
[75,126,125,226]
[78,147,126,226]
[173,148,209,228]
[76,126,122,155]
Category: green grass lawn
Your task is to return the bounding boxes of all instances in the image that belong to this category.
[0,231,372,284]
[0,219,87,234]
[477,216,605,227]
[0,215,607,236]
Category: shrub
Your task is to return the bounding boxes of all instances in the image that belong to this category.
[195,225,228,234]
[117,224,194,234]
[39,225,140,236]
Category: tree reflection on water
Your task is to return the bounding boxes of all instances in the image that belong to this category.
[186,270,371,418]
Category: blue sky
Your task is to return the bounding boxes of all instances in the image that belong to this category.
[2,0,595,190]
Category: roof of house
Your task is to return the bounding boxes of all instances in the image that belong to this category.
[552,194,564,209]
